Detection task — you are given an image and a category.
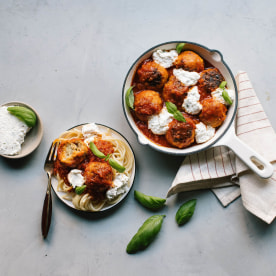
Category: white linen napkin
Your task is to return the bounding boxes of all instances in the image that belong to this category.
[167,71,276,224]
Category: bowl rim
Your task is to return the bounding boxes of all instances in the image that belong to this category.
[0,101,43,159]
[122,40,238,156]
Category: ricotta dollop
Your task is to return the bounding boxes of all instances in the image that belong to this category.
[211,87,235,106]
[82,123,101,146]
[195,122,215,144]
[152,49,178,68]
[106,174,129,201]
[148,107,174,135]
[182,86,202,115]
[68,169,85,188]
[0,106,30,155]
[173,69,200,86]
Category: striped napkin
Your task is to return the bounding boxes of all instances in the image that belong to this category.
[167,71,276,224]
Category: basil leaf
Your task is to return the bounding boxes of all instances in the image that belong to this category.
[108,158,125,173]
[176,43,185,54]
[222,90,233,105]
[134,190,166,211]
[125,86,135,109]
[175,199,197,226]
[173,110,186,122]
[219,81,227,89]
[126,215,166,254]
[165,101,177,114]
[89,142,106,159]
[7,106,37,127]
[75,185,87,195]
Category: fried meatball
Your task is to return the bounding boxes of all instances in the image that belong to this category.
[57,138,90,167]
[199,98,227,128]
[174,51,204,72]
[197,68,224,93]
[84,161,113,199]
[165,118,196,148]
[134,90,163,121]
[162,75,189,108]
[137,60,168,90]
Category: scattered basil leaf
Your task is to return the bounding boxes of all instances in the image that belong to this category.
[126,86,135,109]
[75,185,87,195]
[89,142,126,172]
[7,106,37,127]
[89,142,106,159]
[219,81,227,89]
[176,43,185,54]
[222,90,233,105]
[134,190,166,211]
[166,102,186,122]
[108,158,125,173]
[165,101,177,114]
[175,199,197,226]
[126,215,166,254]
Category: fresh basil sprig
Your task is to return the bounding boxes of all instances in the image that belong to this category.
[219,81,232,105]
[176,43,185,54]
[165,101,186,122]
[125,86,135,109]
[175,199,197,226]
[89,142,125,173]
[7,106,37,127]
[75,185,87,195]
[126,215,166,254]
[134,190,166,211]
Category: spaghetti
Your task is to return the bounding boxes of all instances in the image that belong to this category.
[53,123,135,212]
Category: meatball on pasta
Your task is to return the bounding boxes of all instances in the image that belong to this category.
[198,68,224,94]
[174,51,204,72]
[137,60,168,90]
[134,90,163,121]
[199,98,227,128]
[165,118,196,149]
[162,75,189,108]
[57,138,89,167]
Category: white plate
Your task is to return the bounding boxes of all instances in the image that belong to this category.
[51,123,136,213]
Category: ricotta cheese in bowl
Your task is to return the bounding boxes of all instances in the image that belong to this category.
[0,102,43,159]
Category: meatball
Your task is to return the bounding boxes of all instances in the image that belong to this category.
[57,138,90,167]
[137,60,168,90]
[165,117,196,148]
[84,161,113,199]
[174,51,204,72]
[134,90,163,121]
[197,68,224,94]
[199,98,227,128]
[162,75,189,108]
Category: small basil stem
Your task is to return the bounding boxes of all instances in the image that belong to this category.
[219,81,227,89]
[222,90,233,105]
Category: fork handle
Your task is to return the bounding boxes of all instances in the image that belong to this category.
[41,175,52,239]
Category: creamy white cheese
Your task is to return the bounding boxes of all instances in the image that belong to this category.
[82,123,101,146]
[148,107,174,135]
[68,169,85,188]
[152,49,178,68]
[211,88,235,106]
[173,69,200,86]
[106,174,129,201]
[0,106,30,155]
[182,86,202,115]
[195,122,215,144]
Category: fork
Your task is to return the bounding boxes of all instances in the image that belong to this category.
[41,142,58,239]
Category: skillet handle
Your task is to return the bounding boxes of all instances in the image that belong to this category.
[216,129,274,179]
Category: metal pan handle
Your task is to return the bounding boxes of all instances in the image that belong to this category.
[215,126,274,179]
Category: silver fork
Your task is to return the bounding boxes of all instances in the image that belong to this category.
[41,142,58,239]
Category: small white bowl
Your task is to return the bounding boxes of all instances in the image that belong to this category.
[0,102,43,159]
